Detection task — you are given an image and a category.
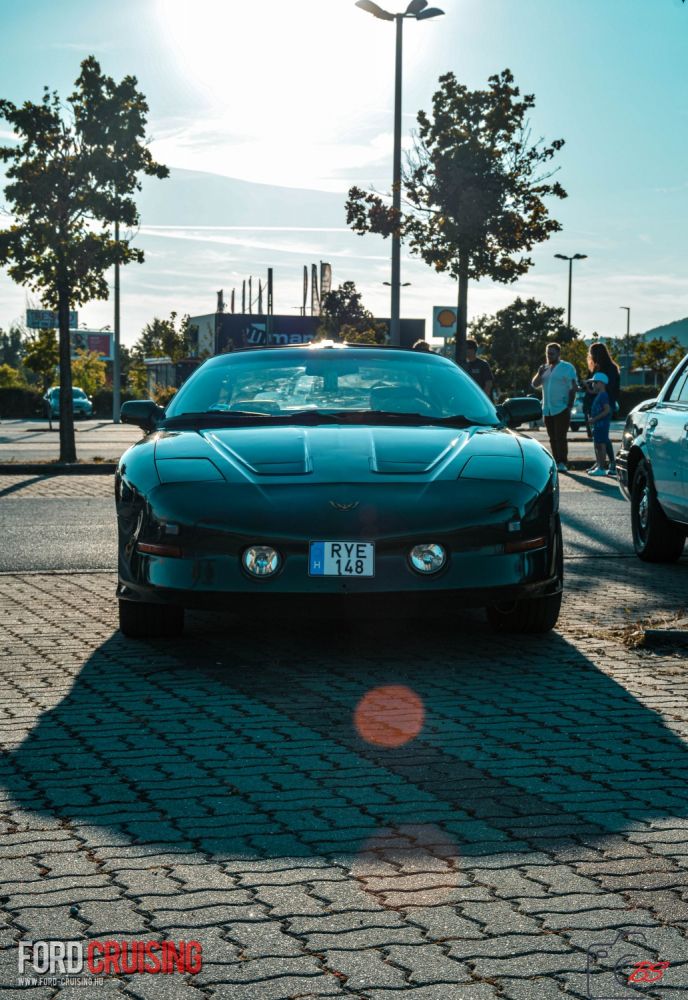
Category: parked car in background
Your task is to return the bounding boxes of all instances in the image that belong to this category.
[617,353,688,562]
[569,390,588,432]
[43,386,93,419]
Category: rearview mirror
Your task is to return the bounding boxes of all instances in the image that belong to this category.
[120,399,165,431]
[497,397,542,428]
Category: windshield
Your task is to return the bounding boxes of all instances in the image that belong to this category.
[50,388,87,398]
[164,348,498,426]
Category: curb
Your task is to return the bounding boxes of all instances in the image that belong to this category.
[0,463,117,475]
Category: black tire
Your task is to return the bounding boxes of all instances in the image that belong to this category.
[630,459,685,562]
[118,599,184,638]
[486,591,562,634]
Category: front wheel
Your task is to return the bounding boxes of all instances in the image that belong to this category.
[630,459,685,562]
[486,591,562,634]
[119,599,185,638]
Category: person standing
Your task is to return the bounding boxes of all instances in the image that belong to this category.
[531,342,578,472]
[585,342,621,475]
[461,339,494,398]
[586,372,612,476]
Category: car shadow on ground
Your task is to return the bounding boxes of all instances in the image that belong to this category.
[5,608,688,867]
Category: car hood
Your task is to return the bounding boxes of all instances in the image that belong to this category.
[153,424,526,484]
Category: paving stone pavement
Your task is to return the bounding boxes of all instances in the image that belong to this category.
[0,481,687,998]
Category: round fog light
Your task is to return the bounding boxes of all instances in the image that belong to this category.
[409,543,447,574]
[242,545,281,577]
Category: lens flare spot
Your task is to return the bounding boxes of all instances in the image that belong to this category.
[354,685,425,748]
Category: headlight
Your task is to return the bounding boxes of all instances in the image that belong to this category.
[409,543,447,574]
[242,546,281,577]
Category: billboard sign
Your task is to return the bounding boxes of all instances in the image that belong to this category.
[433,306,458,339]
[27,309,78,330]
[208,315,425,353]
[70,330,114,361]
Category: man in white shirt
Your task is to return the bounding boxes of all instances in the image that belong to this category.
[531,342,578,472]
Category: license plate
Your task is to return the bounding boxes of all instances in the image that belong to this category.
[309,541,375,577]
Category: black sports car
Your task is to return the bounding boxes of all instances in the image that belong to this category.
[117,344,562,637]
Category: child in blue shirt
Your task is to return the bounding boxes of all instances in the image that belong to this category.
[587,372,612,476]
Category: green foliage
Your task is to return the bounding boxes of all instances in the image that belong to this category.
[153,385,178,408]
[469,297,578,395]
[318,282,380,339]
[22,328,58,390]
[318,281,387,344]
[0,55,168,460]
[71,349,107,396]
[132,312,197,364]
[0,326,24,368]
[0,363,26,388]
[0,57,169,307]
[346,69,566,360]
[559,339,589,380]
[632,337,685,384]
[340,324,388,345]
[617,386,659,420]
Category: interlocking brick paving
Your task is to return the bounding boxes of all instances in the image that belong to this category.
[0,474,686,996]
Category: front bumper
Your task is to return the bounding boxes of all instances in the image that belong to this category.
[117,478,561,610]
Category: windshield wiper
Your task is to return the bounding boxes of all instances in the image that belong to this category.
[160,409,496,429]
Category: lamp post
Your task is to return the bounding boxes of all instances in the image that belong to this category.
[355,0,444,347]
[554,252,587,332]
[620,305,631,347]
[619,305,632,386]
[113,220,121,423]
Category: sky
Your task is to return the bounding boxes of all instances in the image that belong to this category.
[0,0,687,347]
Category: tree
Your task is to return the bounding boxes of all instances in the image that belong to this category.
[0,326,24,368]
[318,281,387,344]
[0,56,168,462]
[633,337,685,385]
[0,363,25,388]
[346,69,566,362]
[469,297,578,396]
[559,338,589,381]
[22,328,59,391]
[132,312,197,365]
[71,349,106,396]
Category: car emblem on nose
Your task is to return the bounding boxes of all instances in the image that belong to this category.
[329,501,359,511]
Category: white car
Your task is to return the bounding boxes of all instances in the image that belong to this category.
[617,354,688,561]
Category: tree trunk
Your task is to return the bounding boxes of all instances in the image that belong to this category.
[57,280,76,463]
[454,251,469,365]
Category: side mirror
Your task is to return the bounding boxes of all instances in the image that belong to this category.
[497,397,543,428]
[120,399,165,431]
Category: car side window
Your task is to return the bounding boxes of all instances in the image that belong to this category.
[665,364,688,403]
[677,371,688,404]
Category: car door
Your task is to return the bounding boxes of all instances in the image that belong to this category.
[647,359,688,519]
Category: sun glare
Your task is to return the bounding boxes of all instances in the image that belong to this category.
[154,0,438,189]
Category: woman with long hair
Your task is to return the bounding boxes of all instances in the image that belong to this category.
[586,342,621,474]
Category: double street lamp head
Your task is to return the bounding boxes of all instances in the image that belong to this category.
[355,0,444,19]
[554,253,588,262]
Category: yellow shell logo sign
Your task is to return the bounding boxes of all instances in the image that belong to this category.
[437,309,456,328]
